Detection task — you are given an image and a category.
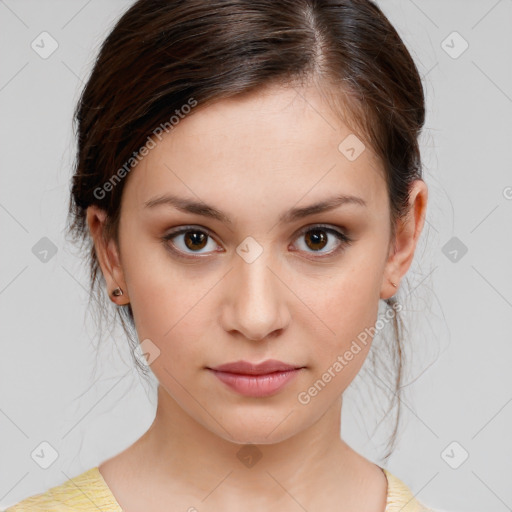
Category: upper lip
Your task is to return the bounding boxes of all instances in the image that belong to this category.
[208,359,303,375]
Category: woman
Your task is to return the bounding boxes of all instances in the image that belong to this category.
[6,0,435,510]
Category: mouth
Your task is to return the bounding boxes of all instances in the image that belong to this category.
[208,358,305,375]
[206,359,306,397]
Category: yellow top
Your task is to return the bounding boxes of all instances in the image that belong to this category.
[4,466,433,511]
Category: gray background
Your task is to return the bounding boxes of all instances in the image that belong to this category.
[1,1,511,510]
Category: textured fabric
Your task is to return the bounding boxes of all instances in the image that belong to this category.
[5,466,432,511]
[383,470,433,512]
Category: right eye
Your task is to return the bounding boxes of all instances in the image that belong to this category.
[162,226,222,259]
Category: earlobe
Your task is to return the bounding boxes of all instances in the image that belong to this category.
[86,205,129,305]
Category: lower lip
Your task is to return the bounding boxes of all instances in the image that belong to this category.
[208,369,302,397]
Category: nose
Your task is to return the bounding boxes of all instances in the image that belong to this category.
[220,250,290,341]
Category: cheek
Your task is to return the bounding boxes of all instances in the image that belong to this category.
[129,283,209,365]
[297,261,382,390]
[310,294,377,365]
[122,249,218,371]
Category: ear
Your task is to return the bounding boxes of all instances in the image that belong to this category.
[86,205,129,305]
[380,179,428,300]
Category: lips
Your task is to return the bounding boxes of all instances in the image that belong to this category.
[208,359,303,375]
[207,359,306,397]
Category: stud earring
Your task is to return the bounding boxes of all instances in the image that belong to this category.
[112,287,123,297]
[391,281,398,288]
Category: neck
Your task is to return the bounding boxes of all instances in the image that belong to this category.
[127,384,380,509]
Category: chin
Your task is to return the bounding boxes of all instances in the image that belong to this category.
[210,418,299,447]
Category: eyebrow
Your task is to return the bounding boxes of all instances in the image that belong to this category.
[143,193,367,225]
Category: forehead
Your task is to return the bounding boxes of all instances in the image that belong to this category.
[122,84,388,218]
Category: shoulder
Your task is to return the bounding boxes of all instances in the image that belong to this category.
[5,465,440,512]
[3,467,122,512]
[383,469,436,512]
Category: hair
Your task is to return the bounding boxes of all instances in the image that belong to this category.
[65,0,426,460]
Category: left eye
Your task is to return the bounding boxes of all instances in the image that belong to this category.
[291,225,352,256]
[162,224,352,259]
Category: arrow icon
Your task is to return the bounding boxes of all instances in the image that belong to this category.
[448,249,458,259]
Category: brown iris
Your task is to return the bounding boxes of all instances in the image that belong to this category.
[184,231,208,251]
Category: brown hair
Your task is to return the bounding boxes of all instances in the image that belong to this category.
[66,0,425,459]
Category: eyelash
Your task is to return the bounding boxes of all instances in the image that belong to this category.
[162,224,353,261]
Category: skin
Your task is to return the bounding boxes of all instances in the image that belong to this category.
[87,82,428,511]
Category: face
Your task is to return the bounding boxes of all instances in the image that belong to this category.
[88,83,423,445]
